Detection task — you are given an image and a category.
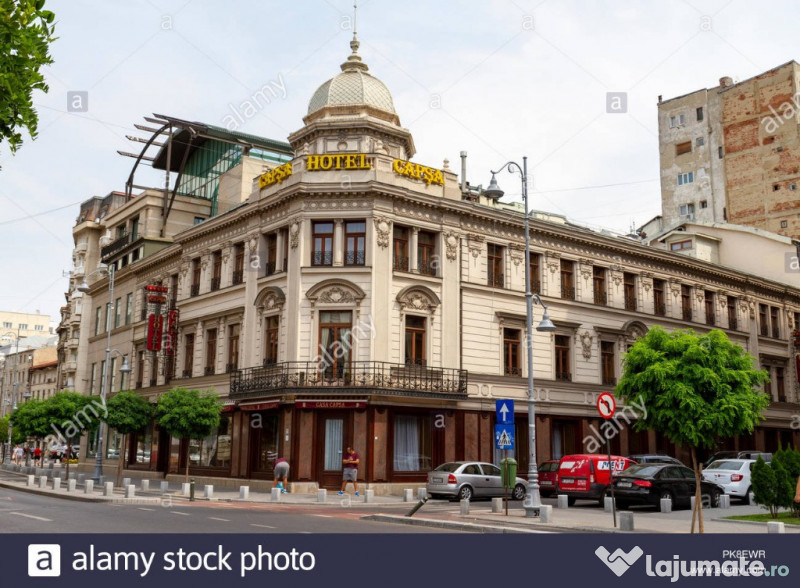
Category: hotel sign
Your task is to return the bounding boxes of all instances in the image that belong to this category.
[306,153,371,171]
[393,159,444,185]
[258,161,293,189]
[296,400,366,409]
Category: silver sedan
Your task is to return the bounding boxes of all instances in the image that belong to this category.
[426,461,527,501]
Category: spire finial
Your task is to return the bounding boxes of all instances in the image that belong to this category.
[341,0,368,72]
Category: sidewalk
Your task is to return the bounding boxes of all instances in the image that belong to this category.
[2,465,797,534]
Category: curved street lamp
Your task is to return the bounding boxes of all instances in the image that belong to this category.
[77,264,131,481]
[487,158,556,517]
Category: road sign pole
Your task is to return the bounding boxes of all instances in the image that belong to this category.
[607,436,616,528]
[504,448,509,516]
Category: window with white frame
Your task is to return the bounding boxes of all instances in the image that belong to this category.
[677,172,694,186]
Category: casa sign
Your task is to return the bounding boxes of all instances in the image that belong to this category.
[392,159,444,185]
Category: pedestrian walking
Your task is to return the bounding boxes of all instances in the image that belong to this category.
[273,457,290,494]
[33,446,42,467]
[13,445,23,465]
[339,446,360,496]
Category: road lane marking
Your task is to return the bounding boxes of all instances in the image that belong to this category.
[208,517,230,522]
[313,514,332,518]
[138,507,155,511]
[10,511,52,522]
[170,511,190,516]
[250,524,276,529]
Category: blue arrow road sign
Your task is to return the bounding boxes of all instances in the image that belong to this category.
[495,425,515,450]
[496,399,514,425]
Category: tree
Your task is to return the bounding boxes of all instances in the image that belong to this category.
[616,327,770,533]
[772,448,800,517]
[9,397,51,443]
[0,0,57,166]
[105,391,153,488]
[39,391,104,479]
[155,387,221,483]
[752,457,779,518]
[0,414,28,461]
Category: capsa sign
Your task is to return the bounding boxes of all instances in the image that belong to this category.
[392,159,444,185]
[258,162,293,189]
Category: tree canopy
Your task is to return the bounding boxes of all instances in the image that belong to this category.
[0,0,56,164]
[105,390,154,486]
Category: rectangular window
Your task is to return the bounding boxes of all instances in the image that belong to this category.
[318,311,352,379]
[211,251,222,291]
[623,273,636,311]
[678,203,695,216]
[696,107,704,121]
[696,137,705,147]
[34,324,43,331]
[393,414,432,472]
[404,316,426,366]
[528,253,541,293]
[560,260,575,300]
[593,266,607,305]
[700,200,708,209]
[2,322,10,328]
[487,243,504,287]
[227,324,240,373]
[776,367,786,402]
[264,316,279,365]
[555,335,571,381]
[759,304,769,337]
[194,413,232,469]
[393,226,409,271]
[130,216,139,240]
[503,328,521,375]
[727,297,738,330]
[677,172,694,186]
[344,220,366,266]
[770,307,780,339]
[417,231,436,276]
[601,341,616,386]
[95,306,102,335]
[233,243,245,285]
[681,285,692,321]
[191,258,201,297]
[205,328,217,376]
[653,279,666,316]
[114,297,122,329]
[676,141,692,156]
[669,114,686,128]
[670,239,693,251]
[704,291,715,326]
[183,334,195,377]
[282,229,289,272]
[100,359,106,394]
[89,363,97,395]
[135,422,153,464]
[266,234,277,276]
[718,146,724,159]
[125,293,133,325]
[312,222,334,266]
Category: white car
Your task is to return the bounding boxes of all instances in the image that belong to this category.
[702,459,758,504]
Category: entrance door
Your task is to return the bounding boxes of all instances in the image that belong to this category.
[156,428,170,473]
[316,412,350,489]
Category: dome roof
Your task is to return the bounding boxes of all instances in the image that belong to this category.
[307,36,396,116]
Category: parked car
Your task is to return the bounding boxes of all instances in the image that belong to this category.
[537,460,560,497]
[628,454,684,466]
[612,463,723,510]
[704,451,771,468]
[557,454,636,505]
[704,451,739,468]
[702,459,758,504]
[426,461,527,501]
[736,451,772,462]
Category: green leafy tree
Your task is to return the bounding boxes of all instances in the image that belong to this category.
[617,327,770,533]
[155,387,221,482]
[39,391,104,478]
[105,391,153,487]
[0,0,57,166]
[772,449,800,517]
[9,397,51,442]
[1,414,28,461]
[752,457,778,517]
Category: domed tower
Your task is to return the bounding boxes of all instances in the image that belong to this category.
[288,31,415,160]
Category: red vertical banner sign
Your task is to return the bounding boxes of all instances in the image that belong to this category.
[165,310,179,355]
[147,313,164,351]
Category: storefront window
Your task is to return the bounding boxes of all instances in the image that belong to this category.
[393,414,432,471]
[136,422,153,464]
[253,412,280,472]
[106,429,122,460]
[192,414,232,468]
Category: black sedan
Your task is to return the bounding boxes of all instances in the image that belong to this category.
[612,464,723,510]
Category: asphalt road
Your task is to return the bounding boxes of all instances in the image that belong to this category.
[0,485,463,534]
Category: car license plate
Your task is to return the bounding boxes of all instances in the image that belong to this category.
[617,481,632,488]
[561,478,575,484]
[432,477,443,484]
[541,480,552,486]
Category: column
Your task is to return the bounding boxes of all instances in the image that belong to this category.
[194,321,204,378]
[333,220,344,266]
[410,228,419,273]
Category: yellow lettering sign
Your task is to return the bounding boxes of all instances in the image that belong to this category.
[304,153,371,171]
[392,159,444,186]
[258,162,293,189]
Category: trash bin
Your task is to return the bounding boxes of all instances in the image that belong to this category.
[500,458,518,489]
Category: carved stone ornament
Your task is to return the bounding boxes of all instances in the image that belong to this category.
[247,235,259,254]
[669,281,682,299]
[290,222,300,249]
[610,271,623,287]
[467,233,484,259]
[397,286,440,314]
[443,231,459,261]
[319,287,356,304]
[373,217,391,249]
[579,263,592,282]
[579,330,594,360]
[546,254,561,275]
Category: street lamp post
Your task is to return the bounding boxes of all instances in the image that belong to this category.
[2,328,22,465]
[77,264,130,482]
[486,158,556,517]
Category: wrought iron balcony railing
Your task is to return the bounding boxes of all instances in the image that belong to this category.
[345,250,366,266]
[230,361,468,399]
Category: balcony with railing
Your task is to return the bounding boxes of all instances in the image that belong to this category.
[100,232,132,259]
[190,284,200,297]
[345,250,366,266]
[728,315,738,331]
[488,272,504,288]
[210,277,221,292]
[230,361,468,400]
[204,366,215,376]
[393,256,409,272]
[593,290,607,306]
[312,250,333,266]
[264,261,277,276]
[555,371,572,382]
[602,375,617,386]
[624,292,637,311]
[654,301,666,316]
[418,259,436,276]
[232,269,244,285]
[561,285,575,300]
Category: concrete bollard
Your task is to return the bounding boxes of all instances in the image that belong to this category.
[52,478,61,491]
[557,495,569,509]
[719,494,730,509]
[104,482,114,497]
[417,488,427,501]
[403,489,414,502]
[604,496,614,513]
[122,477,131,488]
[85,480,94,494]
[363,489,375,503]
[317,489,327,503]
[620,511,635,531]
[540,504,553,523]
[460,499,470,515]
[491,497,503,513]
[39,476,47,489]
[270,488,281,501]
[690,496,696,511]
[141,480,150,492]
[239,486,249,499]
[204,485,214,499]
[26,475,35,486]
[660,497,673,513]
[181,483,190,496]
[125,485,135,498]
[160,481,169,495]
[67,479,77,492]
[767,522,785,534]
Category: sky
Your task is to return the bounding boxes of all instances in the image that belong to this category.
[1,0,799,325]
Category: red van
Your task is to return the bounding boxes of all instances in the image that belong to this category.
[557,454,636,505]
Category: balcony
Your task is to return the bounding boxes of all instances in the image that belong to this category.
[602,375,617,386]
[264,261,277,276]
[504,366,522,376]
[182,369,192,378]
[555,371,572,382]
[728,316,738,331]
[345,250,365,266]
[682,307,692,321]
[230,361,468,400]
[149,378,157,387]
[210,277,221,292]
[561,285,575,300]
[593,290,607,306]
[654,301,666,316]
[418,259,436,276]
[706,314,716,327]
[232,269,244,285]
[393,257,409,272]
[100,232,132,259]
[225,362,237,374]
[312,251,333,266]
[204,366,215,376]
[624,292,637,311]
[488,272,504,288]
[190,284,200,297]
[135,380,142,389]
[530,280,541,294]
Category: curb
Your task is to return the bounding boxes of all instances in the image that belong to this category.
[361,514,545,533]
[0,480,108,503]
